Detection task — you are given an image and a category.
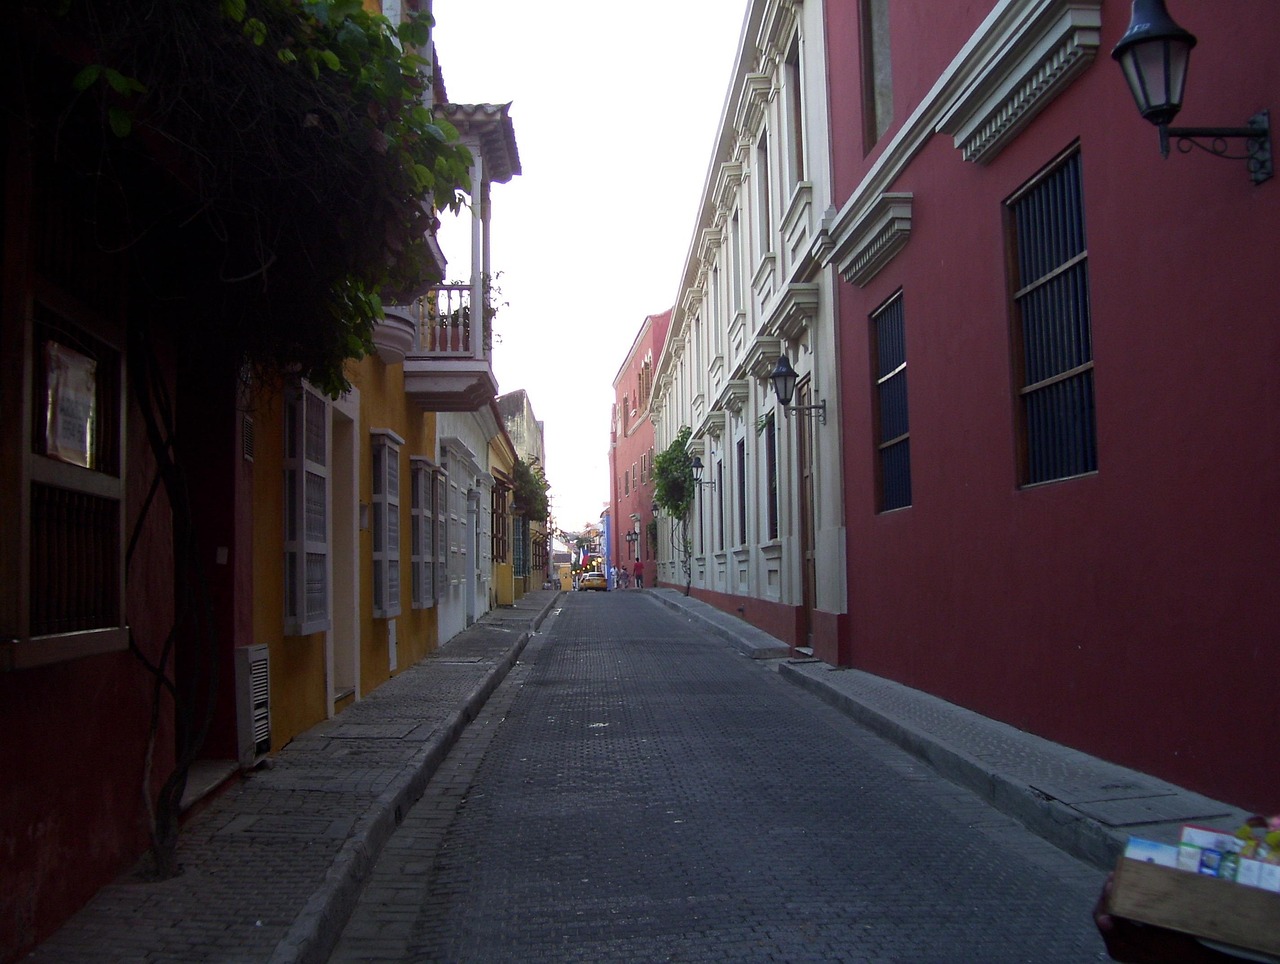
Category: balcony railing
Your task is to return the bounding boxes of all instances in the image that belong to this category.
[414,284,488,358]
[388,282,498,412]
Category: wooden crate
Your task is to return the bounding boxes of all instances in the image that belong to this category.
[1108,857,1280,957]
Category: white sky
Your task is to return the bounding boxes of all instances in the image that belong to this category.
[432,0,750,536]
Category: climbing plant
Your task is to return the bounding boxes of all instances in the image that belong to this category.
[652,426,696,595]
[6,0,476,879]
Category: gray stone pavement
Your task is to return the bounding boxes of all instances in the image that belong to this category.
[28,591,562,964]
[30,586,1249,962]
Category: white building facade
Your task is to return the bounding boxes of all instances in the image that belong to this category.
[651,0,846,653]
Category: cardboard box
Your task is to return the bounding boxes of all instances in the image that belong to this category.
[1108,856,1280,958]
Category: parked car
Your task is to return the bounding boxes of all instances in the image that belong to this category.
[578,571,608,591]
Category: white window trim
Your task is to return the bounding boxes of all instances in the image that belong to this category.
[370,429,404,619]
[284,382,331,637]
[410,456,436,609]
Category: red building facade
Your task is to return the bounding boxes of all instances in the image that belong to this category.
[823,0,1280,811]
[610,310,671,585]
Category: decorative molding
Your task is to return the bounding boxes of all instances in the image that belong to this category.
[757,0,800,65]
[822,0,1100,280]
[734,73,773,139]
[718,379,751,415]
[373,307,416,364]
[830,193,914,288]
[763,282,820,342]
[696,409,727,442]
[713,163,744,215]
[699,224,725,266]
[937,2,1102,164]
[743,334,783,381]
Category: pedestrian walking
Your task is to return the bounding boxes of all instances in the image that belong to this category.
[633,559,644,588]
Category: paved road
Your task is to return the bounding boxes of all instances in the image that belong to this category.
[332,592,1108,962]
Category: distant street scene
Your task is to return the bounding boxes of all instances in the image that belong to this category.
[333,592,1106,962]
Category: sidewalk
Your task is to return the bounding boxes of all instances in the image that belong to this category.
[33,587,1249,963]
[30,590,562,964]
[651,587,1250,871]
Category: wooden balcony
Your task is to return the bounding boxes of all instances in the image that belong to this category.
[386,284,498,412]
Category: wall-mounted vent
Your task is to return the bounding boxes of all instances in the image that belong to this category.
[241,414,255,462]
[235,644,271,766]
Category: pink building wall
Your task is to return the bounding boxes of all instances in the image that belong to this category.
[826,1,1280,811]
[610,310,671,580]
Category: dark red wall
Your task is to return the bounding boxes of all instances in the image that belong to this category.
[827,1,1280,811]
[1,371,176,960]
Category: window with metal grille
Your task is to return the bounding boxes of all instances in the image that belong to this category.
[872,292,911,511]
[1008,149,1097,485]
[716,460,725,552]
[411,458,437,609]
[284,383,329,635]
[371,431,402,619]
[764,414,779,541]
[736,437,747,546]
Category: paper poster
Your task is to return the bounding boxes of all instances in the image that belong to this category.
[44,341,97,469]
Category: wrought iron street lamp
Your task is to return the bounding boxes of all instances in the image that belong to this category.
[768,354,827,424]
[1112,0,1272,183]
[691,456,709,487]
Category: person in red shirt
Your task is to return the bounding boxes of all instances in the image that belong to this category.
[632,559,644,588]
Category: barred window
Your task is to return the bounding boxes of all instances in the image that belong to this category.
[1008,149,1097,485]
[872,292,911,511]
[764,414,779,541]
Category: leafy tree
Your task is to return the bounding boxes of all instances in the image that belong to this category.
[512,457,550,523]
[6,0,476,879]
[652,427,696,595]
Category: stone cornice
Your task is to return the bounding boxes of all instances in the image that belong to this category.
[830,193,913,289]
[822,0,1100,282]
[734,73,773,140]
[763,282,820,341]
[936,2,1102,164]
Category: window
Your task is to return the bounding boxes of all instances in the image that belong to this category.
[731,213,743,313]
[785,40,806,185]
[370,431,402,618]
[765,414,779,540]
[735,438,747,546]
[872,292,911,511]
[862,0,894,146]
[756,131,772,253]
[2,164,131,670]
[445,468,465,583]
[715,460,725,552]
[435,467,449,589]
[285,384,330,635]
[490,481,510,564]
[1008,149,1097,485]
[411,458,438,609]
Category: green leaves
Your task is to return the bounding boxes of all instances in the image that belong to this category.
[72,65,146,138]
[653,427,696,520]
[45,0,476,399]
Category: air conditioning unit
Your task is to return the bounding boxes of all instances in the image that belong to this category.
[235,644,271,767]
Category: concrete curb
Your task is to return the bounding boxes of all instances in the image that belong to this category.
[269,592,563,964]
[777,662,1128,871]
[647,588,790,659]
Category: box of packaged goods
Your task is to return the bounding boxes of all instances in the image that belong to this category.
[1107,816,1280,958]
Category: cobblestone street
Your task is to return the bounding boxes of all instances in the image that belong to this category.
[332,592,1108,963]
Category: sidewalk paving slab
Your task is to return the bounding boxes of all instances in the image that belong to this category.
[28,591,562,964]
[649,588,1251,872]
[32,585,1252,962]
